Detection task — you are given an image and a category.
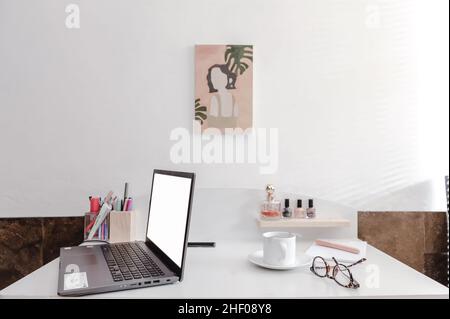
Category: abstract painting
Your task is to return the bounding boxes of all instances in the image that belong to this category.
[195,45,253,131]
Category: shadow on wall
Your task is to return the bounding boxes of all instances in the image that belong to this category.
[354,179,446,211]
[0,217,83,290]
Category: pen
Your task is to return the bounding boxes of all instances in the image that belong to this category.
[126,198,133,211]
[188,242,216,247]
[123,182,129,209]
[113,197,121,211]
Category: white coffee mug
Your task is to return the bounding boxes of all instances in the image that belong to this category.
[263,231,296,266]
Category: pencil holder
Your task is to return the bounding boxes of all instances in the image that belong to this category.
[84,212,110,241]
[108,210,137,243]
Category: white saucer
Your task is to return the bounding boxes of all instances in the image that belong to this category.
[248,250,312,270]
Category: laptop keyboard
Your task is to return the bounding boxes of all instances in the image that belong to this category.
[101,243,165,282]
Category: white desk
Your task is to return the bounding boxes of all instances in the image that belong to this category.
[1,240,448,298]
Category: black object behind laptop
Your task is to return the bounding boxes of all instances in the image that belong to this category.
[57,170,195,296]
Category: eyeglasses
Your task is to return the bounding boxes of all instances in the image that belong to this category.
[310,256,367,289]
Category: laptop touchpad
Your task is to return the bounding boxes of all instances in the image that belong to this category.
[65,254,99,268]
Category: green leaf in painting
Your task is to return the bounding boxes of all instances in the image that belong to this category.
[224,45,253,80]
[194,98,207,124]
[195,112,207,120]
[195,106,207,112]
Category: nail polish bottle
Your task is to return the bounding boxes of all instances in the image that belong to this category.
[294,199,306,218]
[260,184,281,220]
[306,199,316,218]
[282,199,292,218]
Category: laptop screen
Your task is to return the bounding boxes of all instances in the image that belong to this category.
[146,172,193,267]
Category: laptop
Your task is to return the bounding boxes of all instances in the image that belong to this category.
[57,169,195,296]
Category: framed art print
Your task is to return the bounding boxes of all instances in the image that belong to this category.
[195,45,253,131]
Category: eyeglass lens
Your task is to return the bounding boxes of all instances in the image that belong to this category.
[312,257,328,277]
[333,264,352,287]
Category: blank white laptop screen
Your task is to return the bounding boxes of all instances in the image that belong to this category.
[146,173,192,267]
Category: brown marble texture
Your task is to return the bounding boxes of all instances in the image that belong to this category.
[424,253,448,286]
[42,218,84,264]
[358,211,448,286]
[425,212,448,254]
[0,217,83,290]
[0,218,42,290]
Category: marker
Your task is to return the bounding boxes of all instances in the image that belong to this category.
[126,198,133,211]
[113,197,121,211]
[123,183,129,208]
[123,197,133,212]
[89,197,101,213]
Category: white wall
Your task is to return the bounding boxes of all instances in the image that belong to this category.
[0,0,448,218]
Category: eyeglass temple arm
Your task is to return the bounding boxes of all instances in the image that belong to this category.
[347,258,367,268]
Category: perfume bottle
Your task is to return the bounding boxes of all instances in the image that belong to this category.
[282,199,292,218]
[306,199,316,218]
[294,199,306,218]
[260,184,281,220]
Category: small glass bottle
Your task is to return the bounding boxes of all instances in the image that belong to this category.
[260,184,281,220]
[294,199,306,218]
[306,199,316,218]
[282,199,292,218]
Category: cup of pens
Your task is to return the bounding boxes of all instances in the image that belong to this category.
[84,183,135,243]
[84,193,113,242]
[84,210,109,241]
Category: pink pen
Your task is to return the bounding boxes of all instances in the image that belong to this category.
[126,198,133,211]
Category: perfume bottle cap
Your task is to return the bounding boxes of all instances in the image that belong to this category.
[266,184,275,194]
[308,199,314,208]
[265,184,275,202]
[284,198,290,207]
[297,199,302,208]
